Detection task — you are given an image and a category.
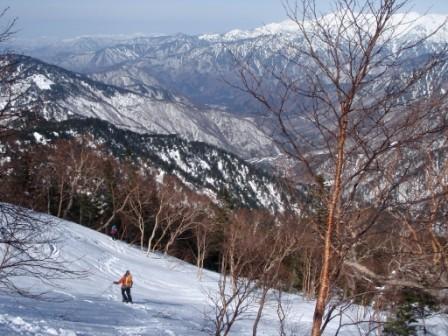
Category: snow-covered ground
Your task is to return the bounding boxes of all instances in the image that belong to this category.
[0,212,445,335]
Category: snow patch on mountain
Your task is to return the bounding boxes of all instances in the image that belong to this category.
[32,132,48,144]
[30,74,55,90]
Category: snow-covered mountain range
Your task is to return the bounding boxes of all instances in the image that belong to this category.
[200,12,448,42]
[1,14,448,334]
[14,12,447,115]
[4,54,279,160]
[4,13,447,194]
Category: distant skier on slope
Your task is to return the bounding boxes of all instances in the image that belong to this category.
[113,270,133,303]
[110,224,118,240]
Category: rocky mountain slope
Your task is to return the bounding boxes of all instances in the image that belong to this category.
[8,118,293,211]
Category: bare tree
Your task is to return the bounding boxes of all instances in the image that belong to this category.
[0,7,18,132]
[0,8,40,139]
[208,225,258,336]
[146,175,196,254]
[192,207,216,278]
[122,170,156,249]
[96,160,137,233]
[207,209,260,336]
[146,175,177,253]
[0,8,80,296]
[0,204,81,295]
[209,272,256,336]
[236,0,448,334]
[208,209,303,336]
[162,193,210,255]
[40,137,104,219]
[251,213,301,336]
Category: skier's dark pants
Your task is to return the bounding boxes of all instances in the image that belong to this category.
[121,287,132,303]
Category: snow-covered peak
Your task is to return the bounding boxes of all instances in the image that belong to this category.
[199,20,299,42]
[200,12,448,42]
[389,12,448,42]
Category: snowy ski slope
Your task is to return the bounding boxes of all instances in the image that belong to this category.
[0,211,445,335]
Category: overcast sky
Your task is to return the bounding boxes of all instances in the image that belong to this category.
[1,0,447,39]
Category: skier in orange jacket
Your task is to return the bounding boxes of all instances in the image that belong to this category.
[113,270,133,303]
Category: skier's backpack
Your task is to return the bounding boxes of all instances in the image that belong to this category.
[125,275,133,288]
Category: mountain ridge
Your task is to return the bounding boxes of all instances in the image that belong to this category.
[16,12,446,116]
[3,54,279,159]
[5,117,294,211]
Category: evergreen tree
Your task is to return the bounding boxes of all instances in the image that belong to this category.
[383,288,438,336]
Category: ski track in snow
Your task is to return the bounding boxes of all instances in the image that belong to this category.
[0,212,446,335]
[0,213,217,335]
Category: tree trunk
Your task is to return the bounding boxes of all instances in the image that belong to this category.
[63,187,74,219]
[57,177,65,218]
[47,187,51,214]
[147,204,162,254]
[311,113,348,336]
[252,287,269,336]
[139,216,144,250]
